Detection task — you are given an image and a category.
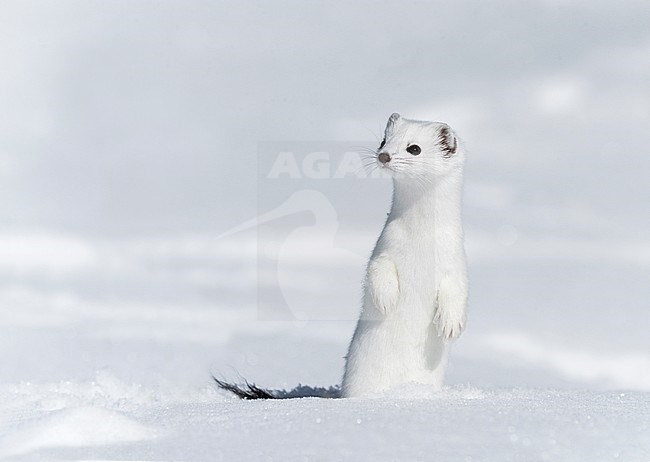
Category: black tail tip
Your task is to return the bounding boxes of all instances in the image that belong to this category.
[213,377,278,400]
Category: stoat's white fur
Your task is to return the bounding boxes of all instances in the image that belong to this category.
[341,113,468,398]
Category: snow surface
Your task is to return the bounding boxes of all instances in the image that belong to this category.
[1,377,648,461]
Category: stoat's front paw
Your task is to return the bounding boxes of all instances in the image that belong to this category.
[371,280,399,313]
[433,307,466,340]
[434,276,468,340]
[367,255,399,313]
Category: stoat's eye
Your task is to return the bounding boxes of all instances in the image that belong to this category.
[379,138,386,149]
[406,144,421,155]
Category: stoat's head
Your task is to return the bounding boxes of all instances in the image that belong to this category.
[376,113,463,182]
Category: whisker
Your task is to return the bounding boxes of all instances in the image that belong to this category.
[358,152,379,160]
[363,129,381,145]
[358,163,380,177]
[350,145,378,153]
[359,154,377,161]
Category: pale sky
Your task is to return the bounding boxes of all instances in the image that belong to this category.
[0,0,648,241]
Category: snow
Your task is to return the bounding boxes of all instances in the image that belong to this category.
[1,378,648,461]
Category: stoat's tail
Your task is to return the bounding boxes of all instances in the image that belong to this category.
[213,377,340,400]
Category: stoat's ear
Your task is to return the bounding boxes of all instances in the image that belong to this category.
[385,112,401,133]
[438,125,458,158]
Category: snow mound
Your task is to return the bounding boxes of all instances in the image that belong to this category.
[0,406,158,457]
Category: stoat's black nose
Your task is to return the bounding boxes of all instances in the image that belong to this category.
[378,152,391,164]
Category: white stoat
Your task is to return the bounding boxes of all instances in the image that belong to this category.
[341,112,468,398]
[215,113,468,400]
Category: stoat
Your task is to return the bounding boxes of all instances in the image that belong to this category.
[216,113,468,399]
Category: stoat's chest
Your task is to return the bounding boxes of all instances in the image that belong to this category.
[376,219,440,298]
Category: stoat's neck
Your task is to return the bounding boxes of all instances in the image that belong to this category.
[388,174,463,237]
